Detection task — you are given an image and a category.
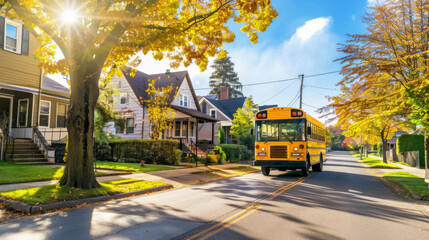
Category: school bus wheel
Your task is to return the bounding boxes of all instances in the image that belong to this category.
[262,167,270,176]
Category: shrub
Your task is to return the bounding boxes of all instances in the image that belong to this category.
[109,139,178,165]
[397,134,425,168]
[95,139,112,161]
[218,144,248,162]
[218,127,225,144]
[208,145,227,164]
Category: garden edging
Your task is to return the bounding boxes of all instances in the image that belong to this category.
[0,184,173,214]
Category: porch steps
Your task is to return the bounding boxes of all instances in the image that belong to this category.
[6,138,50,165]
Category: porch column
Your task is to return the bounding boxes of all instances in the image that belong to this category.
[211,122,215,144]
[195,118,199,167]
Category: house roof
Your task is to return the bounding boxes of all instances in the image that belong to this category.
[122,68,200,111]
[171,105,218,122]
[42,76,70,95]
[259,105,277,111]
[205,97,247,120]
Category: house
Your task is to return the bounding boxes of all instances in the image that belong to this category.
[0,15,70,163]
[198,87,247,144]
[104,68,218,154]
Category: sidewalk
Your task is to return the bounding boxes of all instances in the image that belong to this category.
[363,155,426,179]
[0,161,256,192]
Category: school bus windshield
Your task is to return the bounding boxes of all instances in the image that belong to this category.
[256,119,305,142]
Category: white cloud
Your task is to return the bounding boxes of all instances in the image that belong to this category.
[367,0,387,7]
[293,18,331,43]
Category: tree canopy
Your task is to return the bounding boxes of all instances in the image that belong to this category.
[1,0,277,188]
[209,56,243,98]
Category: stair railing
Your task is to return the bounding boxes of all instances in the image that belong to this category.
[33,127,55,163]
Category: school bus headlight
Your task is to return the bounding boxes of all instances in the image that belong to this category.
[293,147,298,151]
[261,147,266,152]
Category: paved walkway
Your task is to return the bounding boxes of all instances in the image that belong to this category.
[0,161,255,192]
[365,154,427,179]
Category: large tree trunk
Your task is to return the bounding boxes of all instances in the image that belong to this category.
[382,139,388,164]
[59,62,101,189]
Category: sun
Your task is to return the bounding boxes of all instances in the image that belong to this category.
[61,9,78,25]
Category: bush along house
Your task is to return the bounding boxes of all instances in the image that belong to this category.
[104,68,218,156]
[198,87,247,144]
[0,15,70,164]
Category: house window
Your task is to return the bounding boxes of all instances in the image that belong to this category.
[57,103,68,128]
[179,96,183,106]
[117,81,121,88]
[39,101,50,127]
[4,19,22,53]
[175,121,181,137]
[210,109,216,118]
[120,92,128,104]
[183,96,188,107]
[182,121,188,136]
[190,122,194,137]
[17,99,28,127]
[202,102,207,114]
[126,118,134,134]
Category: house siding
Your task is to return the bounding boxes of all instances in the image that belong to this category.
[0,24,41,90]
[172,76,197,110]
[104,76,150,139]
[198,99,230,144]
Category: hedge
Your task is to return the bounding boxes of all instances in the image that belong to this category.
[217,144,252,162]
[108,139,179,165]
[397,134,425,168]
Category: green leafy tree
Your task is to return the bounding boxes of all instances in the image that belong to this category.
[209,56,243,98]
[218,127,225,144]
[230,97,257,144]
[2,0,277,189]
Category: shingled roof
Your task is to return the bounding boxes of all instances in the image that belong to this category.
[42,76,70,95]
[205,97,247,120]
[122,68,200,111]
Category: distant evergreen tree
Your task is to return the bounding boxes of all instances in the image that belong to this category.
[209,56,243,98]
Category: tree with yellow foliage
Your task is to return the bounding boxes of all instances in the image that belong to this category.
[335,0,429,164]
[0,0,277,188]
[144,80,178,140]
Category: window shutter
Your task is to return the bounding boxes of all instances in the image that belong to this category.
[21,26,30,55]
[0,16,4,49]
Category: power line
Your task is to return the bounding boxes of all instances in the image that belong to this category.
[302,102,320,109]
[303,84,340,91]
[287,91,301,107]
[193,70,340,91]
[258,79,299,105]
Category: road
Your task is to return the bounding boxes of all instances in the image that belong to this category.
[0,151,428,239]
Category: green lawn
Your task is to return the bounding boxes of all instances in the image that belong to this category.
[382,172,429,198]
[395,161,413,167]
[352,155,400,169]
[95,161,174,172]
[0,179,168,205]
[0,161,106,185]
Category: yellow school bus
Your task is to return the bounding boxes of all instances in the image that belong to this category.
[254,107,326,176]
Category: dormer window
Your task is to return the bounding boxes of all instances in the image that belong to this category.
[179,95,188,107]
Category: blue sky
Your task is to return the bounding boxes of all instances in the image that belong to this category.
[53,0,376,124]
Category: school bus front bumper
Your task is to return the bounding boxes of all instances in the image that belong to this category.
[253,160,306,168]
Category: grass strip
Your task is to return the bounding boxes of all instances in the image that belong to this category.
[0,161,106,185]
[95,161,174,172]
[351,155,401,169]
[382,172,429,198]
[395,162,413,167]
[0,179,168,205]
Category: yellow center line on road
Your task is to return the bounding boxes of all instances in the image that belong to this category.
[187,176,308,240]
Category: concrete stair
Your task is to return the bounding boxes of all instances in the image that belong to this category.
[6,138,50,165]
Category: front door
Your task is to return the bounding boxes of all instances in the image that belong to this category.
[0,96,12,132]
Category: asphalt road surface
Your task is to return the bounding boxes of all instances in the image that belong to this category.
[0,151,428,240]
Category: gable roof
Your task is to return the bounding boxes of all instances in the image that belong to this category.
[42,76,70,95]
[122,68,200,111]
[205,97,247,120]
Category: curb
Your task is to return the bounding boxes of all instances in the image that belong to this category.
[0,184,173,214]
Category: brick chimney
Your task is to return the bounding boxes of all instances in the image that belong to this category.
[220,86,228,100]
[165,69,170,74]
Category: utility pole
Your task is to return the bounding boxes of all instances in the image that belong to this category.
[298,74,304,109]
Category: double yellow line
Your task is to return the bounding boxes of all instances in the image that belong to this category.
[187,176,308,240]
[269,176,307,200]
[187,205,262,240]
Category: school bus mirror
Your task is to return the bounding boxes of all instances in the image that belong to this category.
[307,126,312,135]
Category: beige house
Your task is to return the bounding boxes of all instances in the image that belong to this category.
[198,88,247,144]
[105,68,218,155]
[0,15,70,163]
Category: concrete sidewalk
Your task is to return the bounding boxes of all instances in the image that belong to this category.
[0,161,256,192]
[362,154,427,179]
